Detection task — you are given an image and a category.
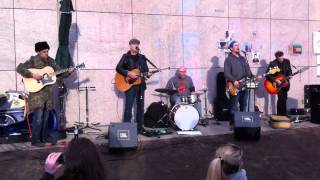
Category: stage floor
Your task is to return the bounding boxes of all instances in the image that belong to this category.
[1,118,320,180]
[0,116,318,153]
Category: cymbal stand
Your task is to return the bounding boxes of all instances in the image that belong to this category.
[152,93,170,128]
[199,89,220,126]
[78,86,101,132]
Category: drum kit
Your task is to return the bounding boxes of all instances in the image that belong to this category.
[150,87,214,131]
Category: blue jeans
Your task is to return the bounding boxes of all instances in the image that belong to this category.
[31,108,50,144]
[229,89,249,124]
[124,85,145,131]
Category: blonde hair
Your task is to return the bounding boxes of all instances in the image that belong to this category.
[206,144,243,180]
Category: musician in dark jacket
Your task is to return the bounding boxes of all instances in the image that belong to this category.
[224,40,252,123]
[116,38,151,134]
[16,41,70,147]
[266,51,292,116]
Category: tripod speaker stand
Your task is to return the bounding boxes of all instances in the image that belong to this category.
[78,86,101,132]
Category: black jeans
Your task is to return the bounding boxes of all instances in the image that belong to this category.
[31,108,50,144]
[124,85,145,131]
[277,87,289,116]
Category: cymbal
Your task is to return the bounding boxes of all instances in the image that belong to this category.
[151,93,169,97]
[197,88,208,92]
[155,88,178,95]
[194,91,204,96]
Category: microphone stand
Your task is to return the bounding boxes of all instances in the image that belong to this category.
[199,89,220,126]
[78,86,101,132]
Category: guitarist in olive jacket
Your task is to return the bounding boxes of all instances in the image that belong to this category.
[16,41,70,146]
[116,38,151,135]
[266,51,292,116]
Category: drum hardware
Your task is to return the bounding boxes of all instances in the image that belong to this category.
[188,94,198,104]
[152,101,171,128]
[151,88,201,131]
[170,103,199,131]
[78,86,101,132]
[180,96,188,104]
[151,93,170,105]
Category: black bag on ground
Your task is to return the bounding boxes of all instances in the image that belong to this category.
[144,102,169,128]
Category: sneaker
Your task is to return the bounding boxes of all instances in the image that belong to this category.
[46,136,58,145]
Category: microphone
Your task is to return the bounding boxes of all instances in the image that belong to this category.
[136,46,140,52]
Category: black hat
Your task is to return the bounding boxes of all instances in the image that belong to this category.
[129,38,140,45]
[35,41,50,52]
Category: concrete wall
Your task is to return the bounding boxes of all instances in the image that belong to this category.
[1,0,320,127]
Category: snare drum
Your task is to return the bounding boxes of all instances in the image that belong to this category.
[170,104,199,130]
[188,94,198,104]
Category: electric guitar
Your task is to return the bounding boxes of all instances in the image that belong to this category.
[264,66,309,94]
[226,67,280,97]
[22,63,85,93]
[115,67,170,92]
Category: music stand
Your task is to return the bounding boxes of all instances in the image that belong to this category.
[78,86,101,131]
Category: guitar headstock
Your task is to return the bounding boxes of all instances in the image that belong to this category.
[299,66,309,73]
[267,66,280,75]
[75,63,85,69]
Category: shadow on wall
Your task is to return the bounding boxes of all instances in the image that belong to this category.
[69,23,79,61]
[206,56,223,107]
[53,22,91,126]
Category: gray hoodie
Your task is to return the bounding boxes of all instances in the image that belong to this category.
[166,74,195,96]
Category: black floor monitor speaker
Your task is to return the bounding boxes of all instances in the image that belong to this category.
[233,112,260,140]
[304,85,320,110]
[108,122,138,148]
[310,87,320,124]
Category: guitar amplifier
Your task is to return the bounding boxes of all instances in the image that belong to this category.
[233,112,260,140]
[108,122,138,149]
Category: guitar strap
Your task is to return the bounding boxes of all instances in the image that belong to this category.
[145,58,159,69]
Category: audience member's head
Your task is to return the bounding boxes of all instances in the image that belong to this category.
[206,143,245,180]
[43,137,105,180]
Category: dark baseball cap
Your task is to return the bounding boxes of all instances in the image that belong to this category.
[129,38,140,45]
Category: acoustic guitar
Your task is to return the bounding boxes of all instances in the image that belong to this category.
[115,67,170,92]
[264,66,309,94]
[226,67,280,97]
[22,63,85,93]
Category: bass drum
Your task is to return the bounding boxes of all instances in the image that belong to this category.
[170,104,199,131]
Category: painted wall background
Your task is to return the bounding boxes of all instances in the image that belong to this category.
[0,0,319,127]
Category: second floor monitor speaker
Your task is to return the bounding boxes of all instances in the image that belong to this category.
[304,85,320,110]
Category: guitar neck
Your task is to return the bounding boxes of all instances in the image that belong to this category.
[52,68,71,76]
[139,67,170,77]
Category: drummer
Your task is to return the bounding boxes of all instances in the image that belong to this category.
[166,66,196,106]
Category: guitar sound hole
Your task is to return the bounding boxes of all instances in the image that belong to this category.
[128,79,136,84]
